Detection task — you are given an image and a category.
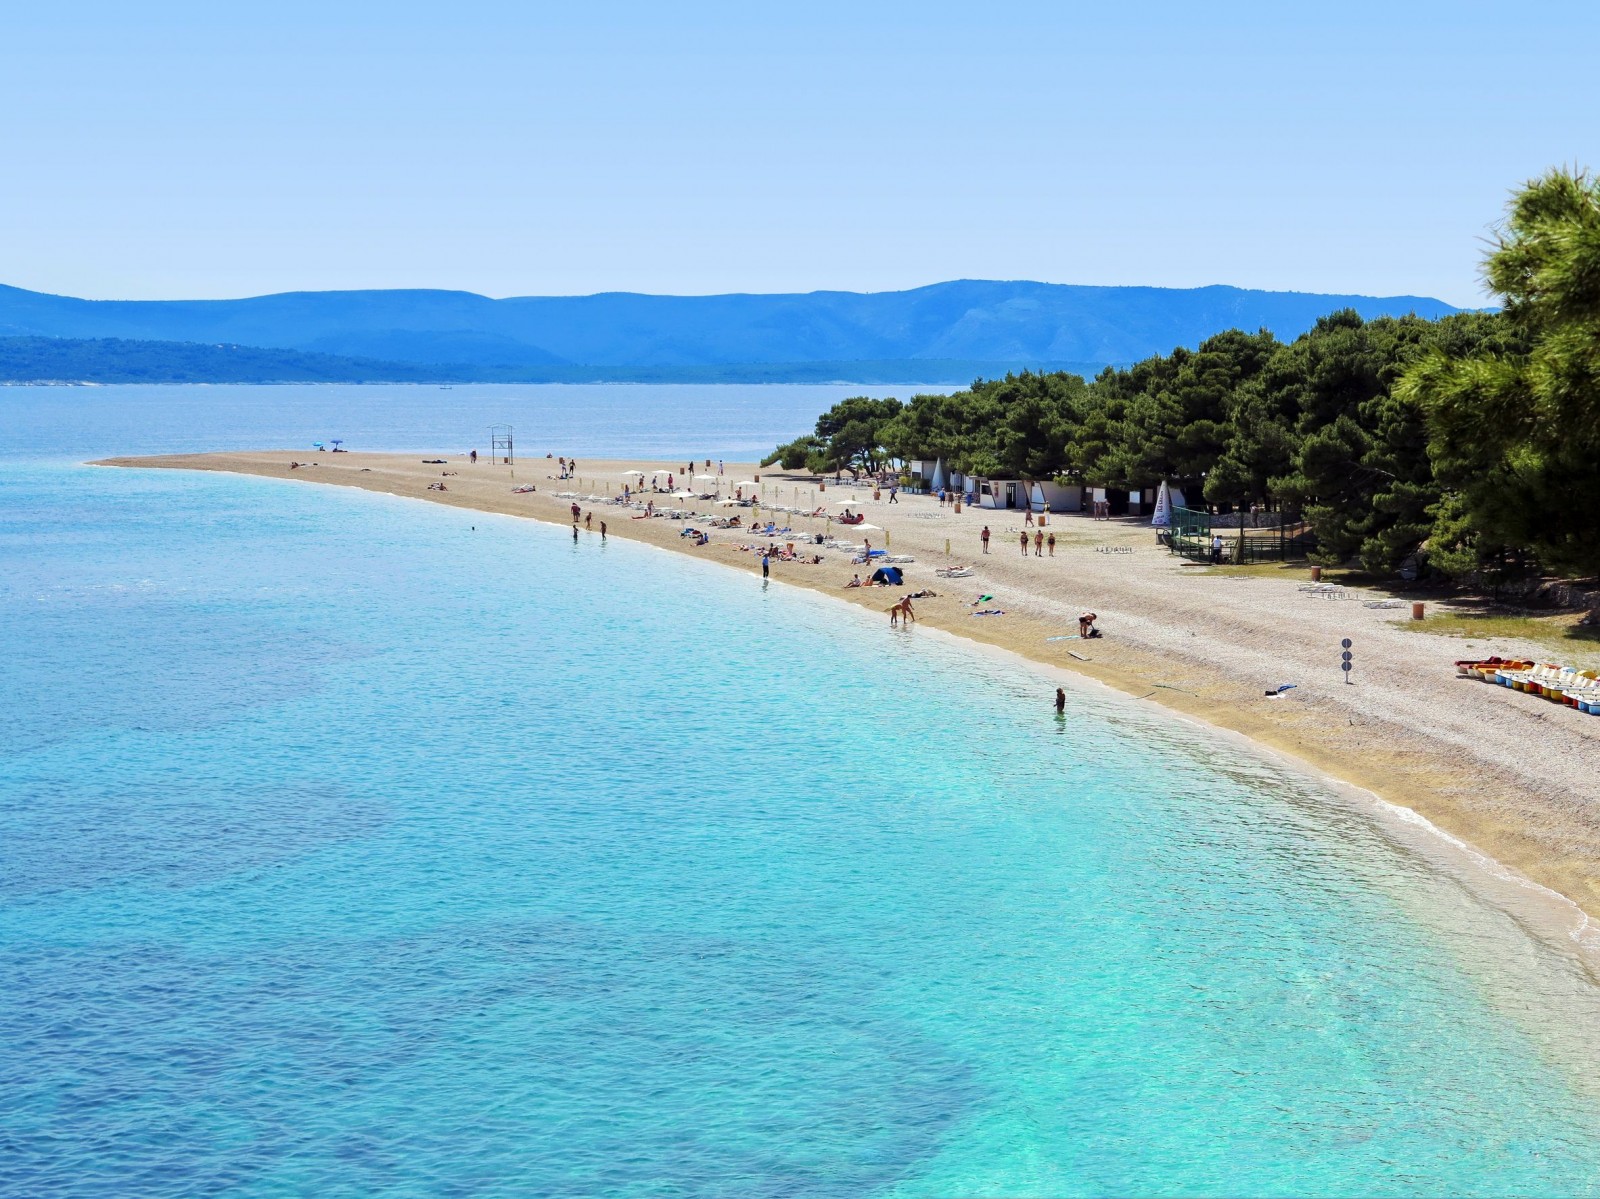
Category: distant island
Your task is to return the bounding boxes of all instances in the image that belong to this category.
[0,279,1465,385]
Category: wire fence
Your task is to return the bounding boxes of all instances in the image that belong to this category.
[1167,506,1315,563]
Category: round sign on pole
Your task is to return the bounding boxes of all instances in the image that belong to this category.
[1341,662,1352,672]
[1341,651,1353,662]
[1341,638,1352,649]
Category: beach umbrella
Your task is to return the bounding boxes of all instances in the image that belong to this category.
[831,497,862,508]
[854,522,882,531]
[715,497,741,506]
[694,474,717,482]
[671,489,695,498]
[621,469,645,477]
[736,479,760,488]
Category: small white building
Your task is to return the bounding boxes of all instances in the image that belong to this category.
[971,478,1027,509]
[1029,481,1082,513]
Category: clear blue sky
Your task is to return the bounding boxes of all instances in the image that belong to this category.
[4,1,1594,306]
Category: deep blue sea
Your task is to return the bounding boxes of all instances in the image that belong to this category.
[5,385,1600,1196]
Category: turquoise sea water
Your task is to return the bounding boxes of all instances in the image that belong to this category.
[5,390,1600,1195]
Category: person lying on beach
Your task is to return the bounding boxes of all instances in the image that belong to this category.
[907,589,938,599]
[970,609,1005,616]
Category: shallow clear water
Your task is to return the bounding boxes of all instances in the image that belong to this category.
[4,414,1600,1194]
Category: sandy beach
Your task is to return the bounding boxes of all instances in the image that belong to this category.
[100,449,1600,936]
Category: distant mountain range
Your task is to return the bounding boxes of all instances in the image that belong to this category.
[0,280,1465,384]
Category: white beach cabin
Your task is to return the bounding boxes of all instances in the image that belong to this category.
[1029,480,1082,513]
[972,478,1027,509]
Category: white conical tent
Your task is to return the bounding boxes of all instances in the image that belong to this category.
[1151,480,1173,527]
[930,459,946,490]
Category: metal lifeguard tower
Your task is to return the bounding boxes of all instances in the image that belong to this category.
[489,424,514,465]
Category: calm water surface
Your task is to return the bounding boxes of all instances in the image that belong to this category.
[0,381,910,463]
[3,389,1600,1196]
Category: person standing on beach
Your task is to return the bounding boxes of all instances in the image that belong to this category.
[1047,531,1056,556]
[1020,531,1029,556]
[572,525,579,542]
[585,512,592,530]
[888,485,898,504]
[981,526,991,553]
[600,521,607,540]
[1034,529,1044,556]
[762,551,770,578]
[1024,507,1034,528]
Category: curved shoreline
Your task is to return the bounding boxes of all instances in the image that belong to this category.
[95,449,1600,974]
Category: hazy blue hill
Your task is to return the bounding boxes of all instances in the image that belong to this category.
[0,280,1465,378]
[0,335,1104,385]
[0,336,448,384]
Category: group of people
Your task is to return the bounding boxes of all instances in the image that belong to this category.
[1020,529,1055,556]
[977,525,1056,556]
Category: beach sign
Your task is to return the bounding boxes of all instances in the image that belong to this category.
[1151,480,1172,527]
